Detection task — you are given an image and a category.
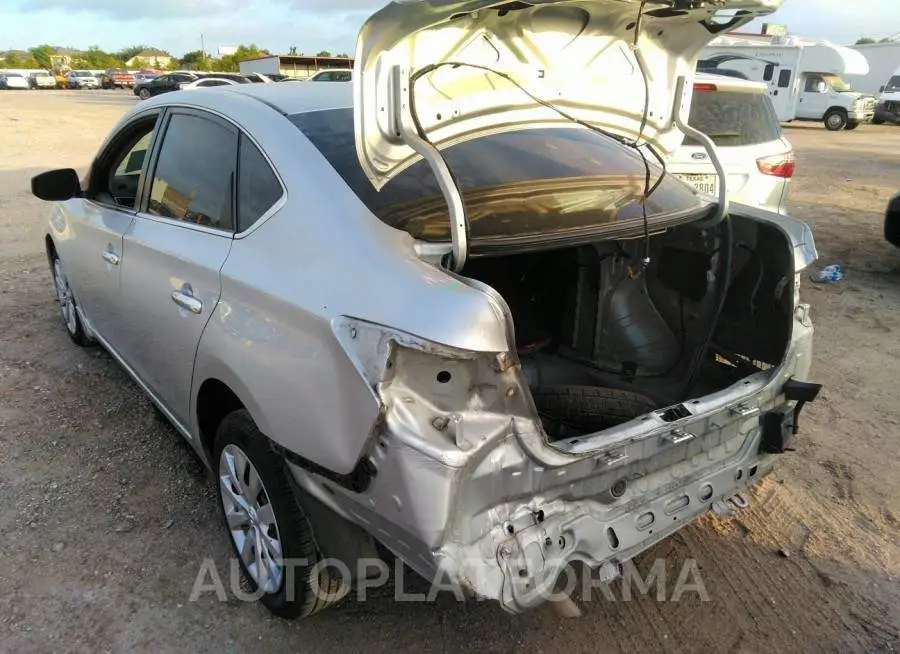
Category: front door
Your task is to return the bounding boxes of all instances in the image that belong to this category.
[63,112,161,348]
[117,109,237,426]
[797,74,832,119]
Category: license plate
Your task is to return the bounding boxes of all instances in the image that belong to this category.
[675,173,719,197]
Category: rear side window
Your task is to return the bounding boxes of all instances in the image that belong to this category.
[684,90,782,147]
[289,109,703,243]
[763,64,774,82]
[778,69,792,88]
[147,112,237,231]
[237,135,283,232]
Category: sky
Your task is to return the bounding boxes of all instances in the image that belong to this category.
[1,0,898,58]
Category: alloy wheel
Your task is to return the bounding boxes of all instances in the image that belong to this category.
[52,259,78,336]
[219,443,284,594]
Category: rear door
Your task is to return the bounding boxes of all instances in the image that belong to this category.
[117,108,237,425]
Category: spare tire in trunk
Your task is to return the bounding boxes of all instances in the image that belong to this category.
[533,385,658,440]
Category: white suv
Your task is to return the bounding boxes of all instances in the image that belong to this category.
[670,74,794,215]
[67,70,100,89]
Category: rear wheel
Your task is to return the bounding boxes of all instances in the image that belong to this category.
[824,109,848,131]
[214,409,346,618]
[845,121,860,131]
[50,255,88,346]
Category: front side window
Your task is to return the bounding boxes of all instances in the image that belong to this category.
[90,115,159,208]
[885,75,900,93]
[290,108,703,244]
[147,112,237,231]
[684,90,782,147]
[804,75,825,93]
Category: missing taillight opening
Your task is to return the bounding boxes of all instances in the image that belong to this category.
[757,151,795,178]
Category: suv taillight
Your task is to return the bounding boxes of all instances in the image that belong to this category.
[757,151,795,178]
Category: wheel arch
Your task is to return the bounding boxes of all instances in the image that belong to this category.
[194,376,249,465]
[825,105,849,117]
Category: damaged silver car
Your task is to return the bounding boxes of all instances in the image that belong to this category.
[32,0,821,618]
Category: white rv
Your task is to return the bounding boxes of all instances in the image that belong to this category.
[700,35,877,131]
[874,66,900,124]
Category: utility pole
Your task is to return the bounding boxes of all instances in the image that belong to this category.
[201,33,206,70]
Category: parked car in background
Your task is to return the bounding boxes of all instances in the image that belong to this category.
[244,72,275,83]
[306,68,352,82]
[886,191,900,248]
[31,0,823,618]
[135,72,249,99]
[67,70,100,89]
[133,71,160,85]
[103,68,135,89]
[669,74,794,215]
[0,72,30,89]
[28,70,57,89]
[134,72,199,99]
[873,67,900,125]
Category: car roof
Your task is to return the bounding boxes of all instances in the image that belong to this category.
[220,81,353,115]
[694,72,768,93]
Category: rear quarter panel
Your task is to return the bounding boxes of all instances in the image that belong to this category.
[189,93,509,474]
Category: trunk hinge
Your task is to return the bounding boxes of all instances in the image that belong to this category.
[672,75,729,226]
[390,65,468,272]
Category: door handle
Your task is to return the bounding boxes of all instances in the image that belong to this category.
[102,250,120,265]
[171,288,202,314]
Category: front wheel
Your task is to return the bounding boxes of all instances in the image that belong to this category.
[50,255,88,346]
[824,110,848,131]
[845,121,861,131]
[872,117,886,125]
[138,87,151,100]
[214,410,346,618]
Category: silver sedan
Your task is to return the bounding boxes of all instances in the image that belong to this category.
[31,0,820,619]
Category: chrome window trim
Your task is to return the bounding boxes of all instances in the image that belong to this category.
[132,210,237,239]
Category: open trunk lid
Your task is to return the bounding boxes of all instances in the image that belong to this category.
[353,0,783,269]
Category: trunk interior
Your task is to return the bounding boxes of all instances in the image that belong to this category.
[462,215,795,440]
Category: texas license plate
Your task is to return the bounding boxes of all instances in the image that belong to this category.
[675,173,719,197]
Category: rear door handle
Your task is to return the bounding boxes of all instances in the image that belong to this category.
[102,250,120,265]
[171,287,202,314]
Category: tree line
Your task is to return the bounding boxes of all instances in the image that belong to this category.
[3,44,350,72]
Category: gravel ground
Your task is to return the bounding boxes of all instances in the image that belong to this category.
[1,90,899,653]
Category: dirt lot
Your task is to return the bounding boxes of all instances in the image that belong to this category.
[1,90,898,653]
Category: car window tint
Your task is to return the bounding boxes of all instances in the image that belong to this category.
[683,90,781,147]
[237,135,282,232]
[147,113,236,231]
[289,108,703,243]
[763,64,774,82]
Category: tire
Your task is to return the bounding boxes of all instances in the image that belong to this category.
[824,109,848,131]
[872,117,885,125]
[532,385,657,437]
[213,409,346,618]
[845,121,860,131]
[138,87,151,100]
[50,254,89,346]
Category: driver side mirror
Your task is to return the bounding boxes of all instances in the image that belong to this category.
[31,168,81,202]
[880,84,886,93]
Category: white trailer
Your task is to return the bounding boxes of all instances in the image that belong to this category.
[237,56,282,76]
[699,36,877,131]
[848,41,900,95]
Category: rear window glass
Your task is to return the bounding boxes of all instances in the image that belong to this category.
[288,109,703,243]
[683,90,782,147]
